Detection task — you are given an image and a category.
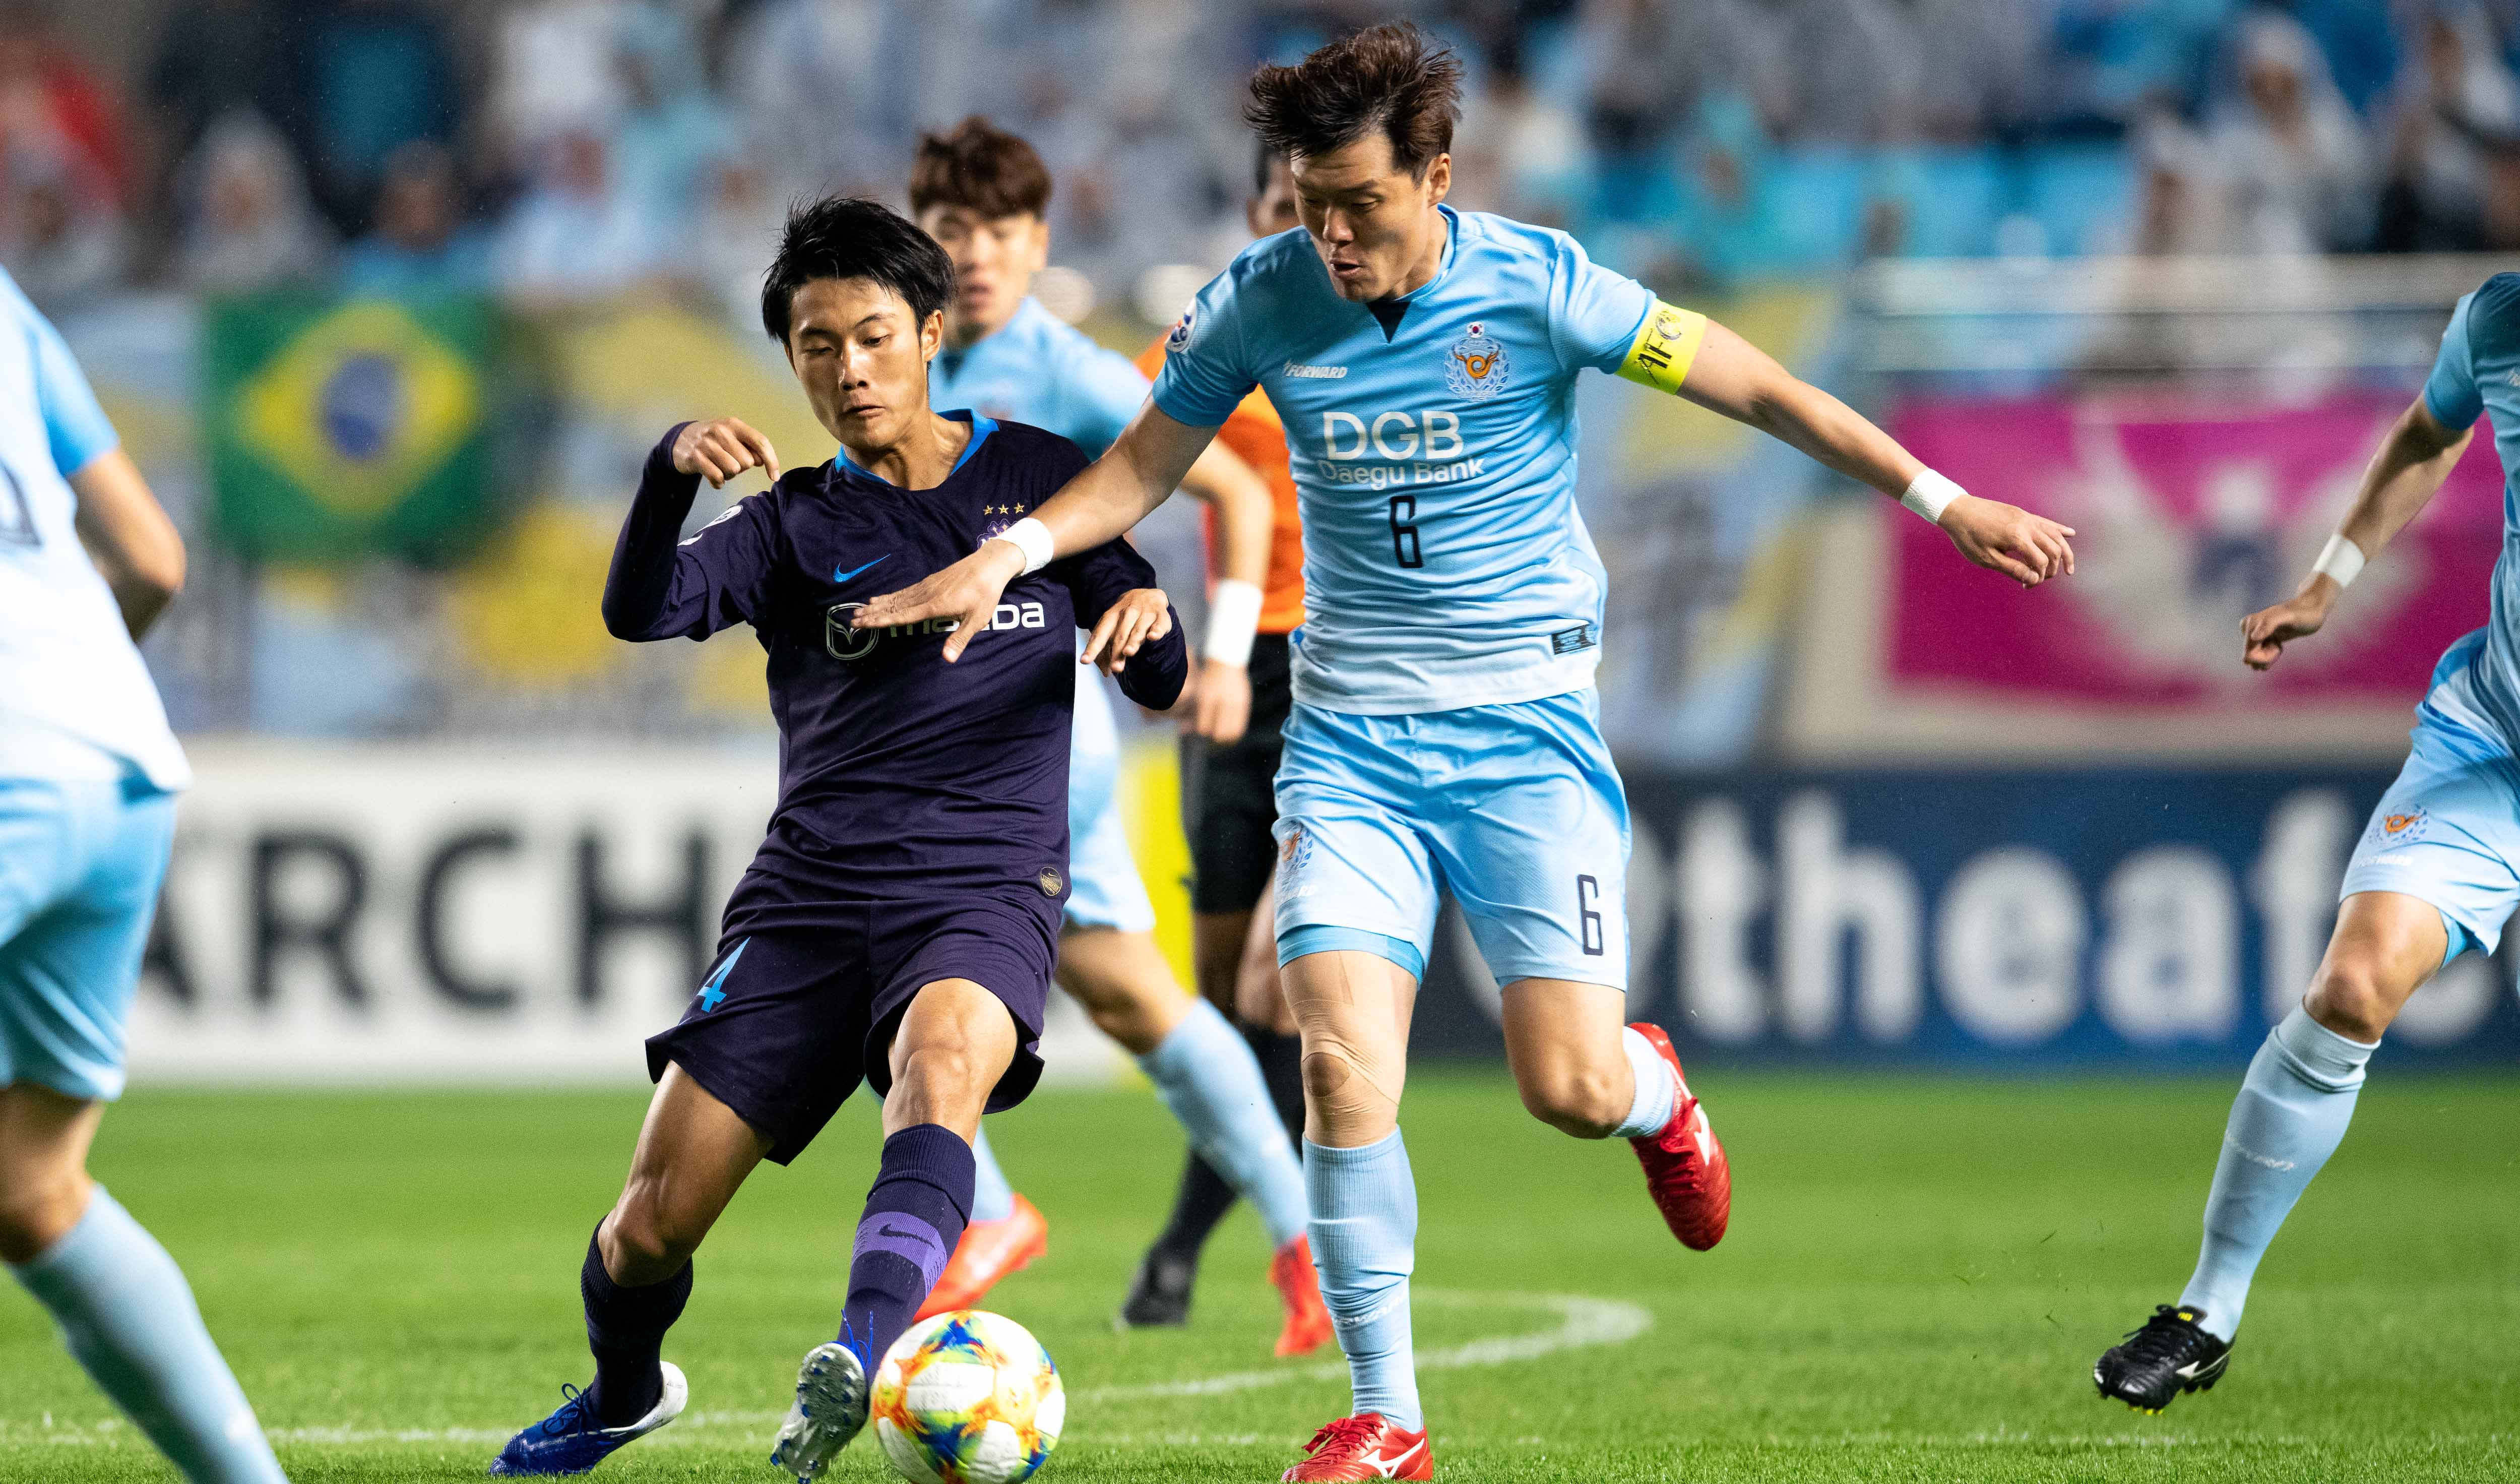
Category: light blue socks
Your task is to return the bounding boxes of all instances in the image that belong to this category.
[1307,1131,1421,1430]
[968,1126,1017,1224]
[9,1187,286,1483]
[2178,1005,2377,1340]
[1141,999,1310,1246]
[1609,1026,1678,1140]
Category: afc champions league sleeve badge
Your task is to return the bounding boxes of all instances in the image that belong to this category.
[1444,321,1509,398]
[1166,302,1196,354]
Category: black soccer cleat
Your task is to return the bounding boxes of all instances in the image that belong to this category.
[2095,1305,2232,1413]
[1115,1248,1196,1329]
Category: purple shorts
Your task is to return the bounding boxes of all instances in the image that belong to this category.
[645,897,1054,1164]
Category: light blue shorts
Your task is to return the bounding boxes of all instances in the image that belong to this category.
[2340,630,2520,964]
[1271,690,1629,987]
[0,776,176,1101]
[1063,683,1155,936]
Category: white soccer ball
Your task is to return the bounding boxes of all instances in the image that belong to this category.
[871,1309,1064,1484]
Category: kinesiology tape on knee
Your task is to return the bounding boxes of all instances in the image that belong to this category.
[1290,954,1407,1125]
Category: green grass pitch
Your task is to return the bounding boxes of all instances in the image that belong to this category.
[2,1069,2513,1482]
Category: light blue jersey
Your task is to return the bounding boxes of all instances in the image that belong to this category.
[2341,274,2520,960]
[930,296,1158,934]
[0,266,184,1097]
[1152,205,1656,715]
[0,269,186,791]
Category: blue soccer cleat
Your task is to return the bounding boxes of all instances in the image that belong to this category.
[487,1362,687,1475]
[768,1340,868,1481]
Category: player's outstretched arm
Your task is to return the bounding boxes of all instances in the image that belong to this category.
[2242,396,2471,671]
[1673,320,2075,588]
[854,403,1219,661]
[69,449,184,640]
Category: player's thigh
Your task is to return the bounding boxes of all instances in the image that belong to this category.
[1052,925,1186,1056]
[1270,705,1444,973]
[0,784,172,1105]
[1424,694,1631,991]
[2332,733,2520,1036]
[609,1063,774,1274]
[885,977,1021,1140]
[1281,949,1418,1145]
[0,1080,104,1262]
[1498,977,1633,1135]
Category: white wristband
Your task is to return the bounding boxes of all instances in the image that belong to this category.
[1203,578,1264,666]
[1900,468,1965,523]
[2312,533,2366,590]
[992,516,1055,576]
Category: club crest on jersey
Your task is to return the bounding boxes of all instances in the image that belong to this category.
[1166,303,1196,353]
[2379,807,2430,844]
[1444,322,1509,399]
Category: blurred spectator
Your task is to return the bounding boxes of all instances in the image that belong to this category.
[177,111,329,291]
[695,156,783,327]
[0,2,132,209]
[1912,0,2047,142]
[491,0,628,152]
[2104,106,2235,253]
[2282,0,2402,115]
[3,148,119,311]
[2048,0,2238,133]
[146,0,286,162]
[1452,38,1590,225]
[1665,90,1797,289]
[2207,11,2372,252]
[2377,2,2520,252]
[494,130,662,300]
[276,0,463,236]
[1772,0,1926,143]
[728,0,893,202]
[341,142,491,292]
[611,2,737,258]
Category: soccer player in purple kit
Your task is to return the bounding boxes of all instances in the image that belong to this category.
[485,197,1184,1479]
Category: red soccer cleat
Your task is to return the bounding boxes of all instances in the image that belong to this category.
[1269,1234,1333,1358]
[1281,1413,1432,1481]
[914,1193,1048,1320]
[1626,1022,1730,1250]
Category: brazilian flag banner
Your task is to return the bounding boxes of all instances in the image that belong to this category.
[208,293,505,565]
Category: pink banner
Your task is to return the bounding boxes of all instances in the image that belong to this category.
[1889,394,2506,706]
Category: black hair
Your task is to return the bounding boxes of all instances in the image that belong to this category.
[1245,22,1462,180]
[760,195,956,345]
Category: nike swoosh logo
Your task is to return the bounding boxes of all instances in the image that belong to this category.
[876,1222,931,1245]
[833,555,888,582]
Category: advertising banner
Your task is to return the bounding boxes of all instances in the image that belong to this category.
[127,745,1129,1086]
[1409,767,2519,1068]
[1887,395,2506,707]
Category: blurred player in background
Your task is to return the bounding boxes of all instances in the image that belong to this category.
[861,25,2074,1479]
[0,268,289,1482]
[908,117,1329,1358]
[1121,144,1314,1331]
[487,199,1186,1478]
[2096,270,2520,1413]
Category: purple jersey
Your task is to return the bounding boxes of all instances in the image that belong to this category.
[603,413,1187,936]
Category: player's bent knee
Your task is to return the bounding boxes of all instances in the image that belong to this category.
[2307,957,2405,1043]
[1516,1064,1625,1138]
[0,1168,90,1264]
[604,1196,705,1278]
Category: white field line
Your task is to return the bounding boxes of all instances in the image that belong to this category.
[0,1287,1649,1450]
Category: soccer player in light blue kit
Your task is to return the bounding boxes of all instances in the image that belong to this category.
[862,28,2073,1476]
[2096,271,2520,1412]
[0,268,289,1481]
[902,118,1331,1354]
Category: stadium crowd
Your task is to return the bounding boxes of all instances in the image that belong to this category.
[3,0,2518,317]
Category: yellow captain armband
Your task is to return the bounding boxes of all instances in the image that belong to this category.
[1615,300,1707,395]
